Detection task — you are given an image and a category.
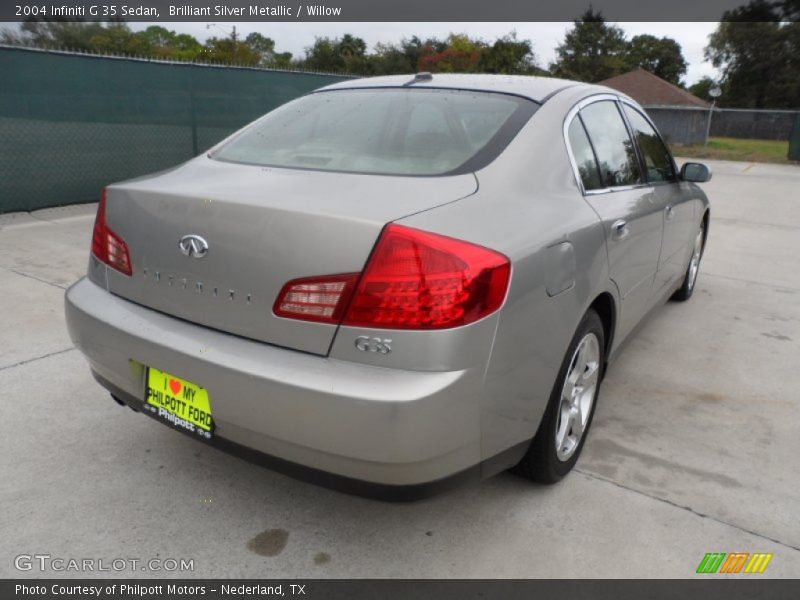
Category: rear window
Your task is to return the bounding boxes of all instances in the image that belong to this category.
[211,88,537,176]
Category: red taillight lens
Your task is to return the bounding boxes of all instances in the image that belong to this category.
[91,188,132,276]
[273,274,360,324]
[343,224,510,329]
[273,225,510,329]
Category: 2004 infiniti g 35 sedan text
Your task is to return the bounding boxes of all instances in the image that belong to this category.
[65,74,711,499]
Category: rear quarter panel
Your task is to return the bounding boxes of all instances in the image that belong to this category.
[397,87,615,464]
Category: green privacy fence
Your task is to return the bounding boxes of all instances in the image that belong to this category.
[0,46,350,214]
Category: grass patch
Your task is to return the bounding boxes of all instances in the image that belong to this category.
[670,137,795,165]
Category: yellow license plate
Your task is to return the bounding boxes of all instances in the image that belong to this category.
[145,367,213,439]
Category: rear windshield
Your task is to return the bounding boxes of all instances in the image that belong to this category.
[211,88,537,176]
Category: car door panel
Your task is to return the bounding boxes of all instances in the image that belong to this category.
[584,187,664,342]
[653,183,695,295]
[620,103,695,297]
[571,99,667,344]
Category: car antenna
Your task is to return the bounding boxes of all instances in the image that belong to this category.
[403,72,433,86]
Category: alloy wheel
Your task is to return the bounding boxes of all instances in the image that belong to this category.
[555,332,600,461]
[688,225,704,291]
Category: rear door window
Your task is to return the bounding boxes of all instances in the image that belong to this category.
[622,105,676,183]
[567,116,603,191]
[579,101,642,188]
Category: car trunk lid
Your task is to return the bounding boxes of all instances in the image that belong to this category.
[102,156,477,355]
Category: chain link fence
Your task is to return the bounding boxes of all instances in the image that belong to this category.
[0,46,351,214]
[643,106,708,145]
[711,108,799,141]
[644,105,800,146]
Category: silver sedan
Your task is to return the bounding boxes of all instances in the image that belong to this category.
[65,74,710,499]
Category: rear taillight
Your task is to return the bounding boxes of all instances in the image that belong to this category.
[273,224,510,330]
[273,274,359,324]
[344,224,510,329]
[91,188,132,276]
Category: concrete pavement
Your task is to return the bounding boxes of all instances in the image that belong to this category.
[1,160,799,578]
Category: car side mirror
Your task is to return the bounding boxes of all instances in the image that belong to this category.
[680,162,712,183]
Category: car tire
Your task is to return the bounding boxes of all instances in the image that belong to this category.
[514,309,605,484]
[671,220,706,302]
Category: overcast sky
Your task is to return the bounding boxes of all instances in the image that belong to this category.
[127,21,719,85]
[0,20,719,85]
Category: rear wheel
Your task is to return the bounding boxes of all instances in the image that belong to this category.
[671,220,705,302]
[514,309,605,483]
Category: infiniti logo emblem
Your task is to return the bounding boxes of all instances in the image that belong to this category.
[179,235,209,259]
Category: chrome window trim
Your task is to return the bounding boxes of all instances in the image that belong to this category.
[563,93,653,197]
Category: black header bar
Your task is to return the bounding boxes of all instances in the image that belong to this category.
[1,0,761,22]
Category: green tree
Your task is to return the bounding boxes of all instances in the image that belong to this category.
[688,76,716,102]
[335,34,370,73]
[132,26,202,60]
[0,21,302,68]
[169,33,205,60]
[200,36,260,66]
[335,34,367,59]
[241,32,293,68]
[478,32,539,74]
[302,37,339,71]
[85,22,140,54]
[625,34,687,85]
[134,25,174,52]
[706,1,798,108]
[244,32,277,66]
[2,21,205,61]
[272,52,294,69]
[550,9,627,82]
[371,41,414,75]
[3,20,112,51]
[302,34,370,73]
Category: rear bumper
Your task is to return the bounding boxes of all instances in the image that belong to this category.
[65,278,498,495]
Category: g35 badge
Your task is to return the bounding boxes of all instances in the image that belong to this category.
[354,336,392,354]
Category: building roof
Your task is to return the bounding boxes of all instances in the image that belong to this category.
[599,68,710,108]
[319,73,584,103]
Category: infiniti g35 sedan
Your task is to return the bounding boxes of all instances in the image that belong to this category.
[65,74,711,499]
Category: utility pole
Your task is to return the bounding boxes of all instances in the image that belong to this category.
[705,86,722,149]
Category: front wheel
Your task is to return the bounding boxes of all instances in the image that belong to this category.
[671,220,706,302]
[514,309,605,484]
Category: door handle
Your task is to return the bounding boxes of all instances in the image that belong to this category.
[665,205,675,221]
[611,219,629,240]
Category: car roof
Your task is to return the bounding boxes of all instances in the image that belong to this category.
[317,74,595,104]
